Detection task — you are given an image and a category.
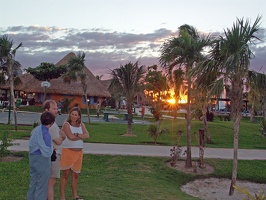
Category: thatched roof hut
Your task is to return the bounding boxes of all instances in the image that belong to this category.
[0,52,111,103]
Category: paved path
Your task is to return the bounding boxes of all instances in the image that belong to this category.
[9,139,266,160]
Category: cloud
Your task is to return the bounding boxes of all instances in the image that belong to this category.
[1,25,265,80]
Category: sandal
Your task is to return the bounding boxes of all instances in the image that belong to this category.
[74,197,83,200]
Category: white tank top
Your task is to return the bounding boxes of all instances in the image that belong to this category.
[62,122,83,148]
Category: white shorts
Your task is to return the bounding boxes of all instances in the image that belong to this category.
[50,154,61,178]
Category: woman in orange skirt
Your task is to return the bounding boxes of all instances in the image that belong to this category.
[60,107,89,200]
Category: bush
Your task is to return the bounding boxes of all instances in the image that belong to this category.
[0,132,13,157]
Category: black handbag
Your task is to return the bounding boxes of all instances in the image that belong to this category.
[51,150,57,161]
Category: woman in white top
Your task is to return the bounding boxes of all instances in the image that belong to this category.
[60,107,89,200]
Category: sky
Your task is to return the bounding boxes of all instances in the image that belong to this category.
[1,0,266,80]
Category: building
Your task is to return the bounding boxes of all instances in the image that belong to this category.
[0,52,111,109]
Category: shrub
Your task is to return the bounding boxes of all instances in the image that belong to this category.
[147,122,168,144]
[0,132,13,157]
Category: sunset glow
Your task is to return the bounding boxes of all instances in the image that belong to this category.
[167,98,176,104]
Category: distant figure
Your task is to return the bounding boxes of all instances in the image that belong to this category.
[96,101,100,118]
[122,99,126,109]
[2,101,7,112]
[139,104,145,120]
[57,100,62,115]
[27,111,55,200]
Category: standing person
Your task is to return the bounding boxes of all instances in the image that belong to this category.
[140,104,145,120]
[27,111,55,200]
[60,107,89,200]
[57,100,62,115]
[96,101,100,118]
[43,100,66,200]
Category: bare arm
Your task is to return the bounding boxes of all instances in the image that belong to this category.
[53,129,66,145]
[77,123,89,140]
[62,122,81,141]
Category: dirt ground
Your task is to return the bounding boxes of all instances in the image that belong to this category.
[167,161,266,200]
[0,155,23,162]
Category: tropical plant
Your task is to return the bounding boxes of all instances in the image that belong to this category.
[25,62,67,101]
[190,68,219,143]
[234,185,266,200]
[193,16,262,195]
[259,119,266,137]
[147,123,168,144]
[109,61,146,135]
[144,65,169,121]
[61,97,75,113]
[0,132,13,157]
[0,35,22,130]
[160,24,210,168]
[171,69,185,119]
[247,71,266,121]
[62,52,91,123]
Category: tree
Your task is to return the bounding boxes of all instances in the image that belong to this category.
[190,67,219,142]
[26,62,66,101]
[0,35,22,130]
[144,66,169,121]
[95,75,103,80]
[62,52,91,123]
[195,16,261,196]
[110,61,146,135]
[171,68,185,119]
[160,24,210,168]
[247,71,266,121]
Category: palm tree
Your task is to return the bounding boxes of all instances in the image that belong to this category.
[195,16,261,196]
[0,35,22,130]
[110,61,146,135]
[247,71,266,121]
[171,69,185,119]
[63,52,91,123]
[160,24,210,168]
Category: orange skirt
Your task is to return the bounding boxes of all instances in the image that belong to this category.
[60,148,83,173]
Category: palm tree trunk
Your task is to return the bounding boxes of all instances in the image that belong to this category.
[229,81,242,196]
[126,102,133,135]
[185,77,192,168]
[202,102,211,143]
[263,95,266,120]
[8,61,18,131]
[229,113,241,195]
[250,100,256,122]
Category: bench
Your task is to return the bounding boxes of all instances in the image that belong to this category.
[216,113,231,121]
[102,110,130,122]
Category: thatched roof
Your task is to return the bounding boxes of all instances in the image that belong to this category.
[1,52,111,98]
[100,79,112,90]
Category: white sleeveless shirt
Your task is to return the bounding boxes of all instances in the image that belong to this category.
[62,122,83,148]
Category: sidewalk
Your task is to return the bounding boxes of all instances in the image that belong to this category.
[8,139,266,160]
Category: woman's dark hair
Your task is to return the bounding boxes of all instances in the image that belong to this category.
[66,107,82,124]
[40,111,55,126]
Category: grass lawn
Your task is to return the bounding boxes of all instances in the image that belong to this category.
[3,116,266,149]
[0,152,265,199]
[0,107,266,199]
